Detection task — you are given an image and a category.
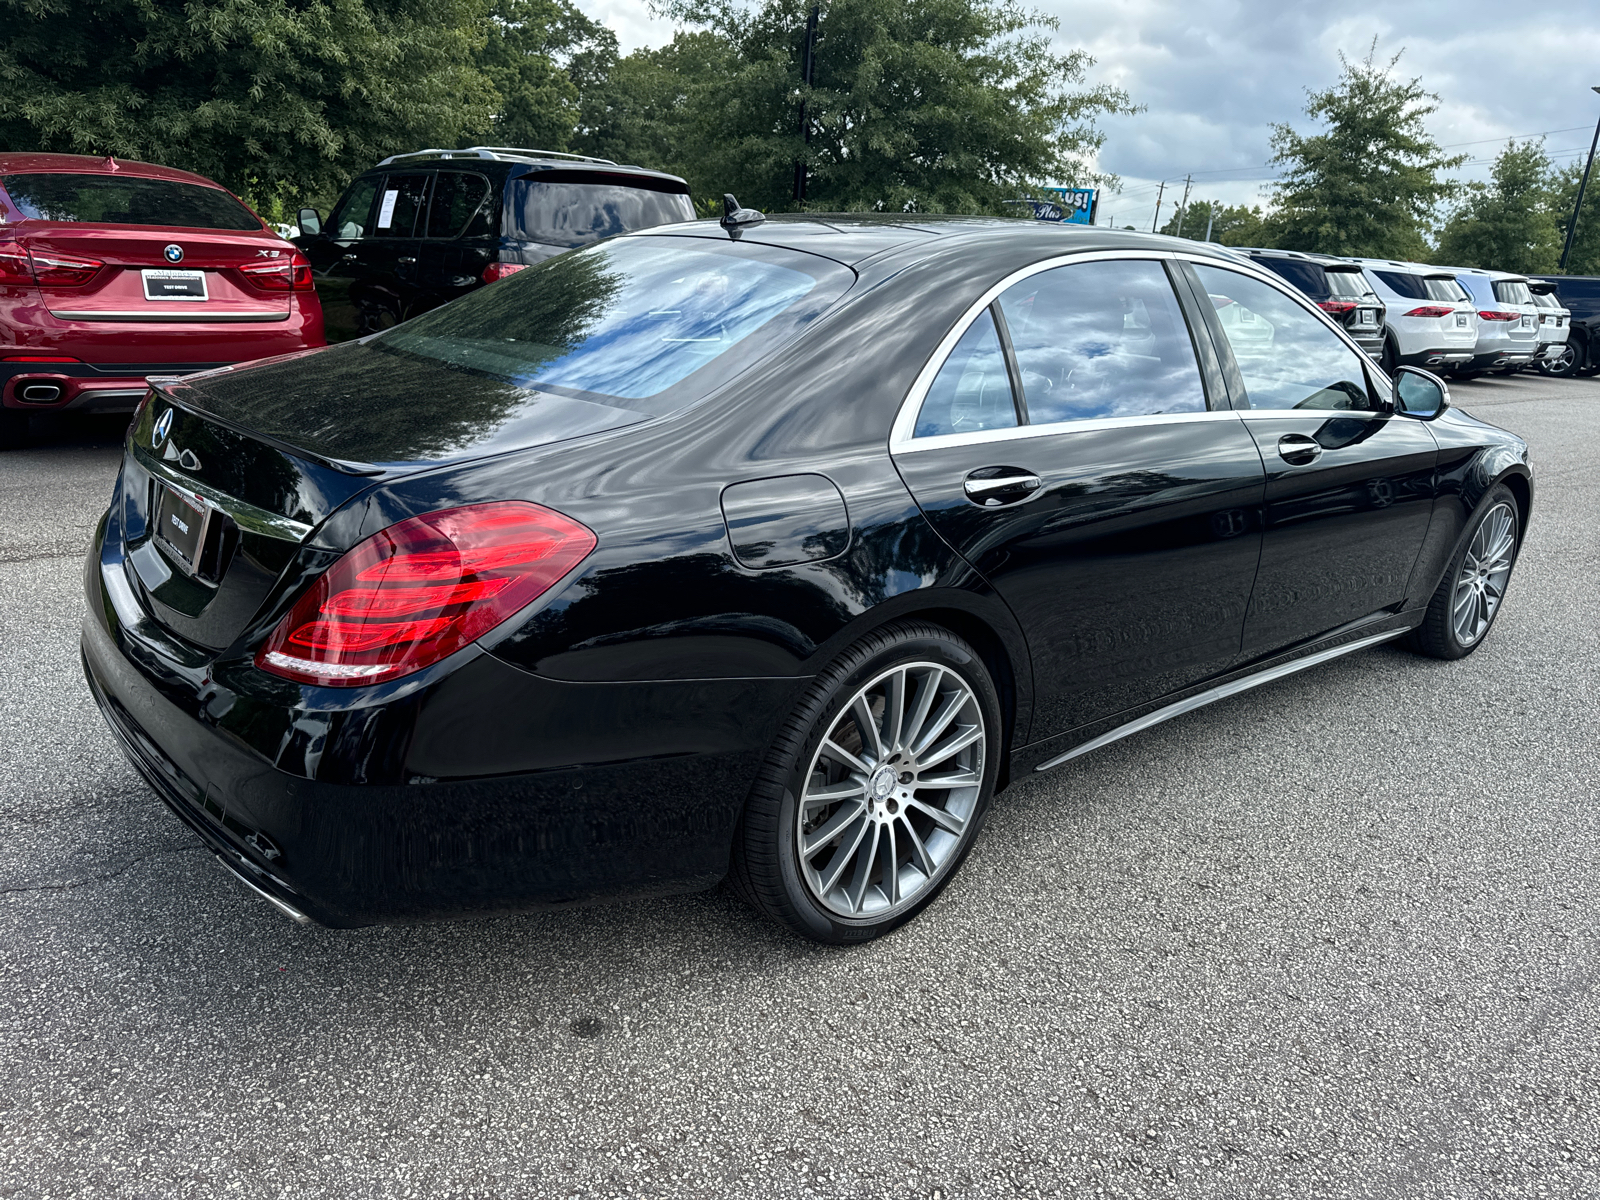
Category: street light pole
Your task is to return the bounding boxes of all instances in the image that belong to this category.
[1558,86,1600,272]
[791,4,820,205]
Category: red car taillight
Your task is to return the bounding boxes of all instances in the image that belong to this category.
[0,241,32,285]
[1404,306,1456,318]
[255,501,597,687]
[1478,310,1522,321]
[240,251,315,292]
[482,262,529,283]
[1317,300,1358,315]
[28,248,103,287]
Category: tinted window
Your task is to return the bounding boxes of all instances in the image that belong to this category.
[379,238,846,411]
[328,177,379,240]
[1549,278,1600,316]
[1375,270,1429,300]
[1492,279,1533,305]
[1324,269,1370,299]
[2,173,259,230]
[1254,256,1329,299]
[426,173,493,239]
[914,309,1016,437]
[1530,292,1559,309]
[995,259,1205,423]
[1424,276,1468,303]
[1193,264,1376,412]
[510,177,694,247]
[372,174,430,238]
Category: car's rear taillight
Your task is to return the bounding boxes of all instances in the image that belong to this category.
[28,248,103,287]
[255,501,597,687]
[482,262,529,283]
[0,241,33,285]
[1478,310,1522,321]
[1317,300,1358,315]
[1404,306,1456,318]
[240,251,315,292]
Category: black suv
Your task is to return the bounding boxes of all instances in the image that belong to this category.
[1227,247,1387,360]
[295,147,694,342]
[1527,275,1600,376]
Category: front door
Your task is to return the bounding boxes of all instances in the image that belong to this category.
[360,172,433,331]
[891,256,1267,742]
[299,175,380,343]
[1187,262,1438,658]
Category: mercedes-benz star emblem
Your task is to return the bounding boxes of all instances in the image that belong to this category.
[152,408,174,447]
[163,244,184,263]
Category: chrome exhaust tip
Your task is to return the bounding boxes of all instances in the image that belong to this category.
[19,384,62,403]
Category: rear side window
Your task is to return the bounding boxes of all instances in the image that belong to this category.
[372,174,430,238]
[1254,257,1329,299]
[1551,278,1600,315]
[509,175,694,247]
[996,259,1206,423]
[426,172,493,239]
[378,237,851,413]
[915,309,1017,437]
[1374,270,1428,300]
[2,174,259,231]
[1323,269,1370,299]
[1492,279,1533,305]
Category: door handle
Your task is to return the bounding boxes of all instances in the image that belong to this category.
[397,256,417,264]
[1277,434,1322,466]
[340,253,359,262]
[963,469,1043,506]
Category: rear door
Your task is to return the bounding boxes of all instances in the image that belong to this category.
[1187,262,1437,658]
[890,255,1267,741]
[415,170,497,316]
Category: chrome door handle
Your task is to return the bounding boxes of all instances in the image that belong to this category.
[963,470,1043,506]
[1277,434,1322,466]
[397,256,417,264]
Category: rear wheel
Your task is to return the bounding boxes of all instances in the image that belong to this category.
[728,621,1001,943]
[1406,485,1520,660]
[1379,335,1398,375]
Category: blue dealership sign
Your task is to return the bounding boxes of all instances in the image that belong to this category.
[1045,187,1098,225]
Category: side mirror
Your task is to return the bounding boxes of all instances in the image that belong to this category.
[297,207,323,237]
[1394,366,1449,420]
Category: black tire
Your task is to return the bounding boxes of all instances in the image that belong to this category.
[0,408,30,451]
[728,620,1002,944]
[1538,343,1579,377]
[355,298,403,337]
[1379,335,1398,376]
[1405,484,1521,660]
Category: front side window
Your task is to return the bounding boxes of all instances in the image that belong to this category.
[510,175,695,248]
[2,174,259,231]
[996,259,1206,424]
[1192,263,1376,412]
[328,177,379,240]
[914,309,1017,437]
[371,174,430,238]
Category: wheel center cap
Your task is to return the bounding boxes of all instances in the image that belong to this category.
[869,765,897,800]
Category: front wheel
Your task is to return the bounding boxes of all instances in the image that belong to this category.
[1406,485,1520,660]
[728,621,1002,943]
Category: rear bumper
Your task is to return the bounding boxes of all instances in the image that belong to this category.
[1397,347,1474,368]
[2,360,225,412]
[1467,348,1535,370]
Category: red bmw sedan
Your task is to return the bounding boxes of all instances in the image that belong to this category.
[0,153,324,447]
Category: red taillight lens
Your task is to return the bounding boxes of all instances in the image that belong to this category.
[1,354,80,362]
[482,262,529,283]
[1404,305,1456,318]
[1478,310,1521,321]
[0,241,32,285]
[255,501,597,687]
[240,251,315,292]
[28,248,102,287]
[1317,300,1358,315]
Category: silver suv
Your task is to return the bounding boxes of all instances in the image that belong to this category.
[1351,259,1476,374]
[1433,267,1541,375]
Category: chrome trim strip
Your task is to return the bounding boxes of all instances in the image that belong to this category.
[896,408,1243,454]
[132,444,314,541]
[49,310,291,323]
[213,856,311,924]
[1033,629,1405,773]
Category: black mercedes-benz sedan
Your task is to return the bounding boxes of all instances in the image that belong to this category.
[82,213,1533,942]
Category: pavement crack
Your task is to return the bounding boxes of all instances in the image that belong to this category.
[0,844,203,896]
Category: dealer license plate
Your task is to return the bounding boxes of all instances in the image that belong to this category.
[1355,309,1378,326]
[153,481,209,570]
[142,269,208,302]
[1521,315,1533,329]
[1455,313,1470,327]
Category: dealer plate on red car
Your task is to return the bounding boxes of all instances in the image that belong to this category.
[153,481,208,569]
[142,269,208,302]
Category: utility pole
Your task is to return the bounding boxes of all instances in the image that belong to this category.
[1173,174,1193,237]
[791,4,820,204]
[1150,181,1166,233]
[1559,85,1600,272]
[1203,208,1215,243]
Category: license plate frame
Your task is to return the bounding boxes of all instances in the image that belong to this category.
[1455,313,1470,328]
[152,479,211,573]
[1355,309,1378,327]
[141,269,208,302]
[1521,314,1533,329]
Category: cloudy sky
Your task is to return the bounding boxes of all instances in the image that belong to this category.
[584,0,1600,227]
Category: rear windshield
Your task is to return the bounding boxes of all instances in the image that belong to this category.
[1530,292,1559,309]
[1424,276,1468,303]
[378,236,853,414]
[1,174,259,230]
[1492,279,1533,305]
[1254,257,1329,299]
[509,175,695,248]
[1323,269,1371,299]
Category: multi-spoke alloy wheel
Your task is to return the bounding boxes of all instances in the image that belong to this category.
[1451,502,1516,647]
[1406,484,1521,661]
[727,621,1000,943]
[797,662,984,919]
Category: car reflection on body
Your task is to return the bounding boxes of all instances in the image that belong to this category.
[82,209,1533,942]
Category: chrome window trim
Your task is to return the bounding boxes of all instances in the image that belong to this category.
[888,247,1390,453]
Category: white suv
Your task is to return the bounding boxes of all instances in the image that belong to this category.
[1528,283,1574,375]
[1351,259,1476,374]
[1433,267,1541,375]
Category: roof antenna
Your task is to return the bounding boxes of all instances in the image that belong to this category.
[720,194,765,239]
[102,153,119,172]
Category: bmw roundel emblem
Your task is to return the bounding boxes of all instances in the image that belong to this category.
[152,408,174,447]
[163,244,184,264]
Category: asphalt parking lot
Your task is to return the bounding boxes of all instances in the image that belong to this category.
[2,373,1597,1200]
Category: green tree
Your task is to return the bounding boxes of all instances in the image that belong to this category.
[1436,140,1561,272]
[1549,160,1600,275]
[476,0,620,152]
[603,0,1137,213]
[1266,46,1464,258]
[0,0,496,210]
[1158,199,1267,245]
